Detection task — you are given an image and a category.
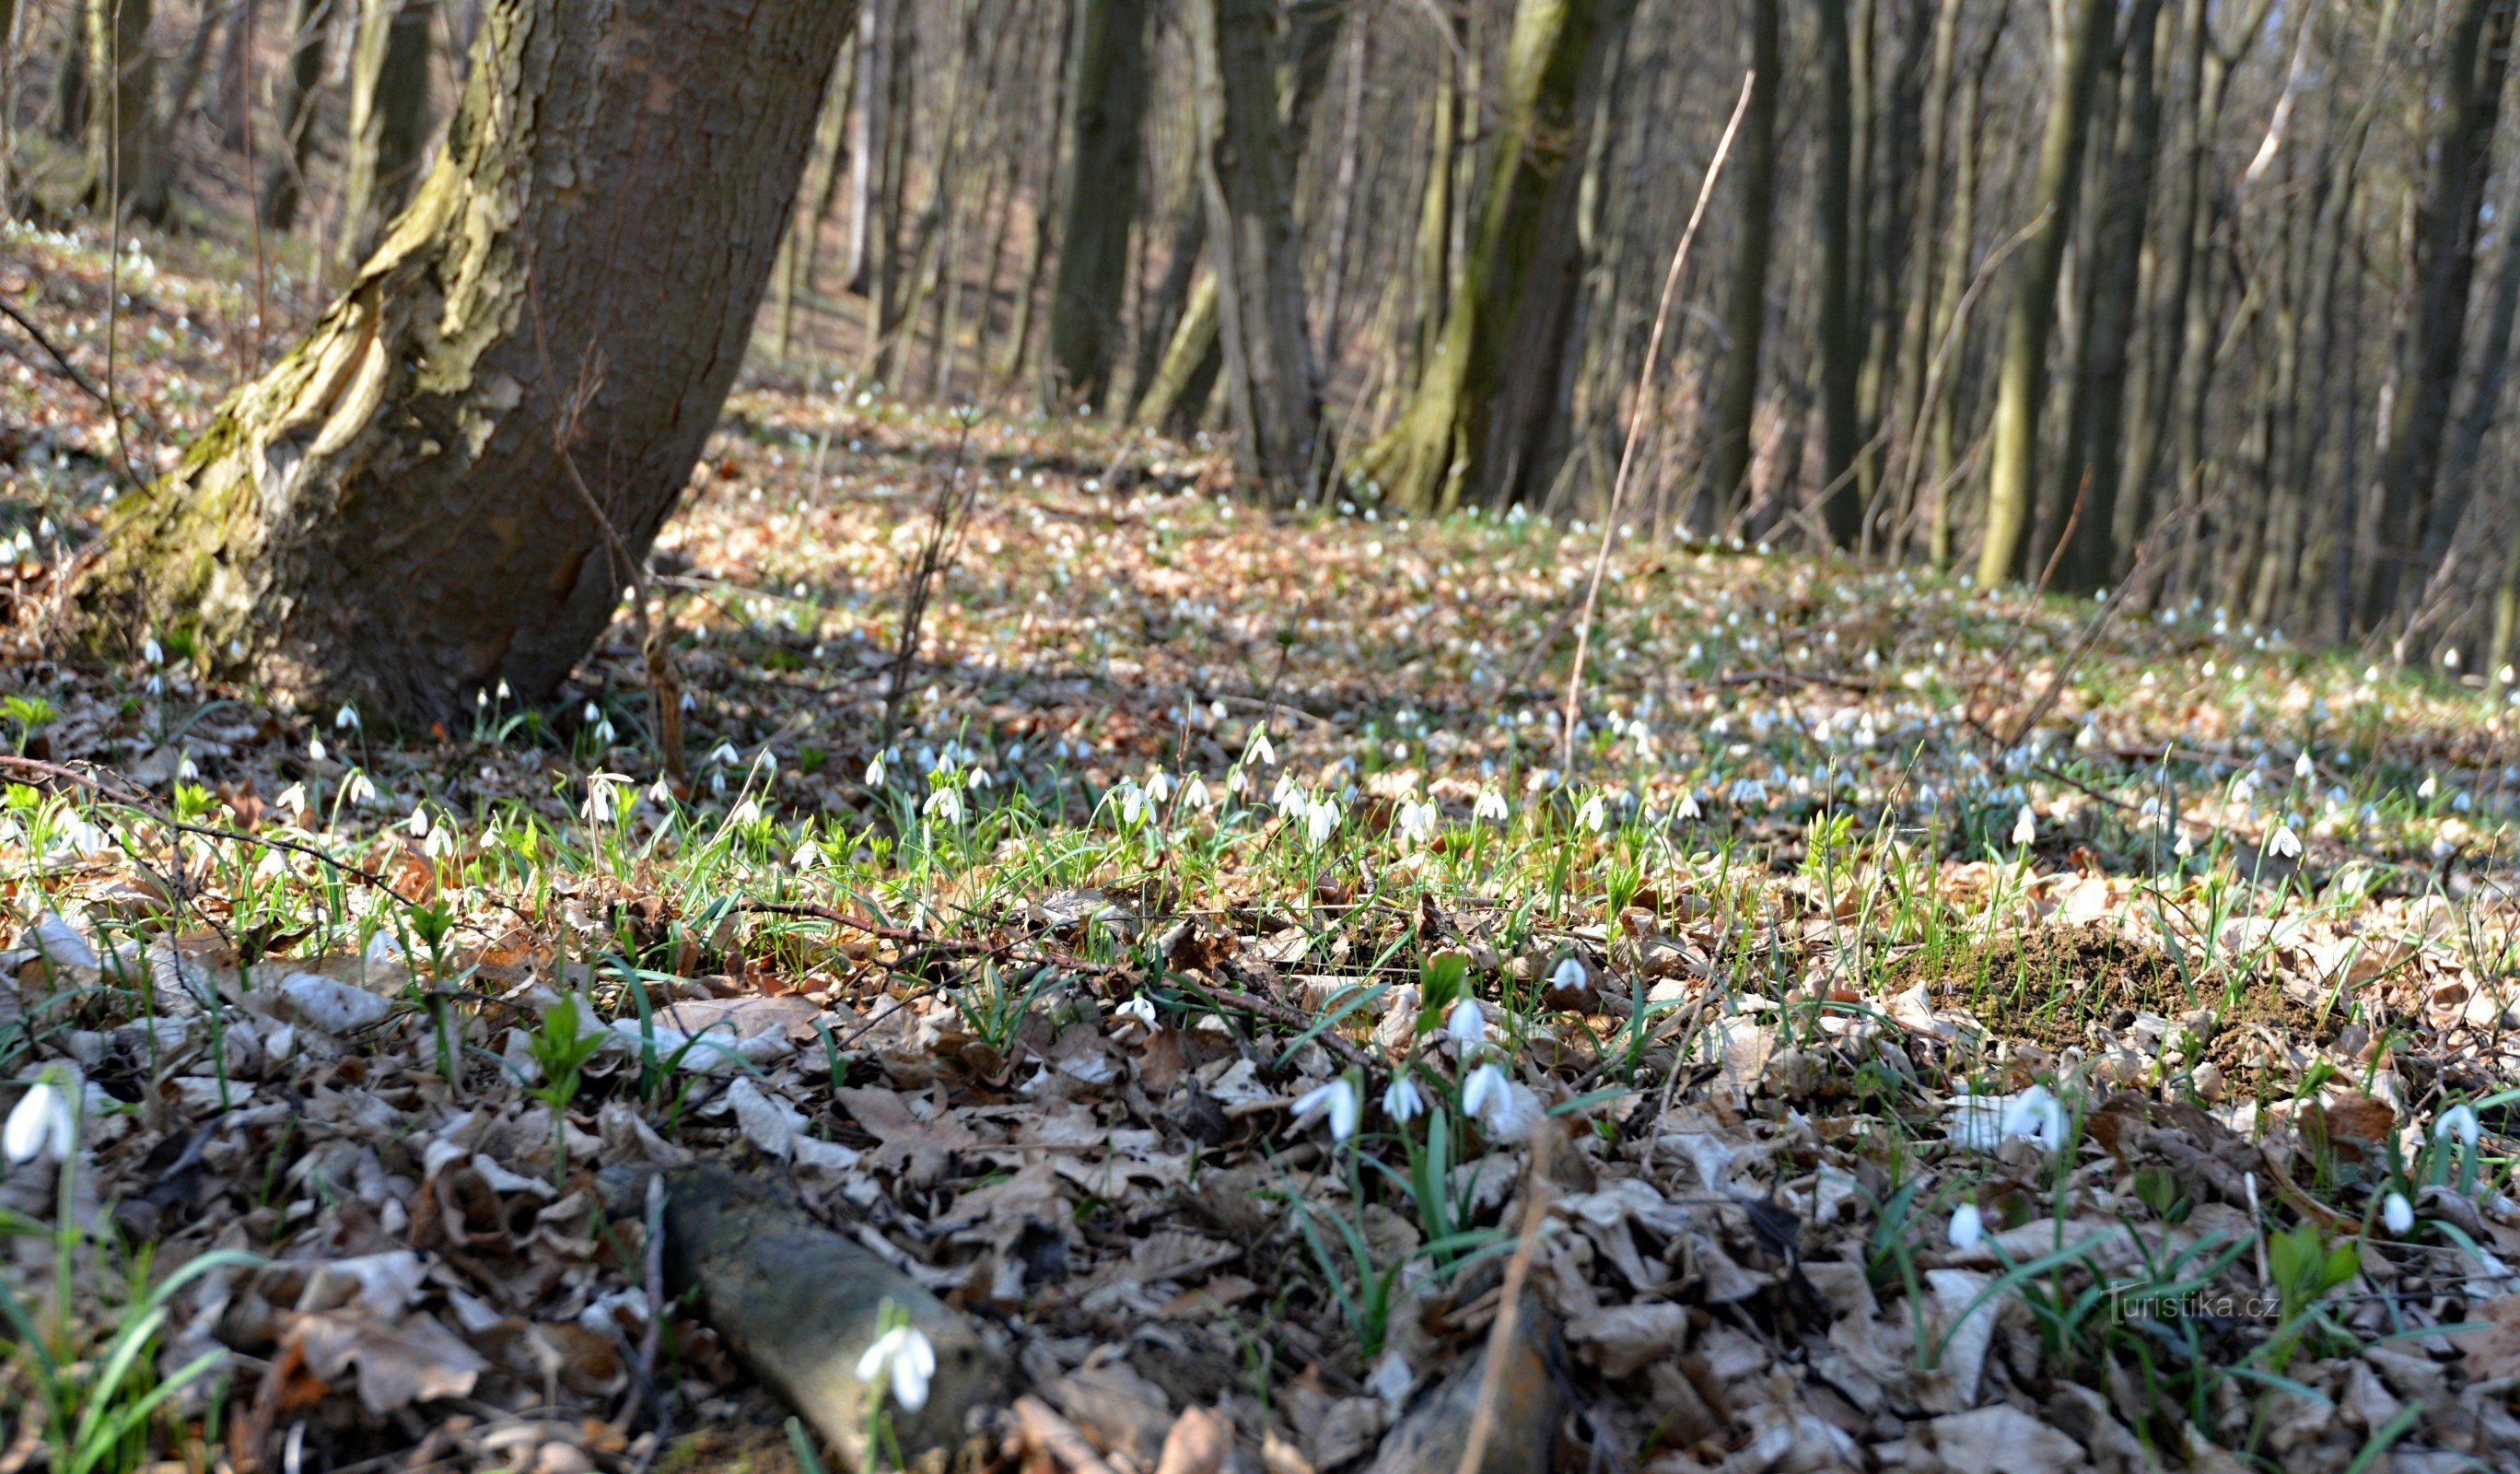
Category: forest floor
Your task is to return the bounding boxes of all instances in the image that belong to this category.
[7,221,2520,1474]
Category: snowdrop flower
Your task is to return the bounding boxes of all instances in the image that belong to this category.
[335,703,360,731]
[1116,994,1158,1029]
[2268,824,2302,860]
[1146,769,1172,803]
[1676,790,1702,820]
[1225,766,1250,798]
[1461,1061,1508,1121]
[728,796,764,826]
[581,772,630,825]
[855,1323,937,1412]
[1551,956,1587,994]
[2436,1104,2481,1151]
[1183,774,1212,809]
[581,702,601,726]
[1382,1074,1426,1125]
[1251,730,1278,766]
[2173,832,2195,858]
[2012,804,2037,847]
[1576,792,1607,833]
[1117,780,1148,826]
[864,753,888,788]
[791,837,824,870]
[141,635,163,666]
[309,735,329,764]
[1397,800,1439,845]
[923,787,964,825]
[344,770,380,807]
[2294,751,2315,779]
[2382,1191,2415,1236]
[1446,998,1487,1049]
[275,781,309,818]
[496,679,513,701]
[593,717,617,744]
[1473,788,1510,824]
[1948,1201,1985,1251]
[1305,796,1341,847]
[1290,1076,1361,1141]
[2420,773,2440,800]
[648,776,676,805]
[409,808,431,839]
[2002,1085,2069,1151]
[1271,771,1305,810]
[710,742,741,766]
[4,1070,75,1164]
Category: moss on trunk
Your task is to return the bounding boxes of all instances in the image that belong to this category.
[76,0,856,725]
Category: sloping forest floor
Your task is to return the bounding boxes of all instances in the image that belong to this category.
[7,221,2520,1474]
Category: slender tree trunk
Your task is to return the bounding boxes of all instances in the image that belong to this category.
[1700,0,1779,521]
[2428,170,2520,578]
[1312,11,1367,375]
[1926,6,2004,568]
[84,0,165,224]
[1190,0,1321,497]
[2058,0,2163,590]
[259,0,333,231]
[776,31,858,360]
[1126,197,1205,421]
[337,0,436,268]
[2362,0,2517,628]
[996,0,1073,388]
[1815,0,1862,544]
[50,6,88,144]
[77,0,857,720]
[1135,267,1221,433]
[215,0,256,149]
[841,0,884,293]
[1406,46,1459,393]
[1976,0,2112,585]
[1046,0,1152,411]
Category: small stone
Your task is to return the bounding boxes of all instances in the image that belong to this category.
[2191,1062,2228,1101]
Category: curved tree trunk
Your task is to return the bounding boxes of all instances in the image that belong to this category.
[1045,0,1152,411]
[337,0,437,268]
[76,0,856,722]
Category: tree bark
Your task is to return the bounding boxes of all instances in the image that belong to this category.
[1190,0,1321,498]
[1350,0,1636,512]
[1700,0,1779,521]
[1046,0,1153,411]
[2056,0,2163,591]
[2362,0,2516,629]
[84,0,167,224]
[76,0,857,722]
[1815,0,1862,544]
[259,0,334,231]
[337,0,437,269]
[1976,0,2112,586]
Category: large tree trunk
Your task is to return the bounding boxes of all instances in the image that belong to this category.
[1190,0,1321,498]
[1044,0,1152,411]
[1975,0,2113,586]
[2361,0,2515,630]
[1698,0,1779,521]
[76,0,856,722]
[336,0,437,268]
[1349,0,1635,512]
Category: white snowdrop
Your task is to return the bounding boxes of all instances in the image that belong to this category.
[1948,1201,1985,1251]
[2382,1191,2415,1236]
[854,1324,937,1411]
[1290,1077,1361,1141]
[2012,805,2037,847]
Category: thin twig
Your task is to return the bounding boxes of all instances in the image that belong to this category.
[1559,72,1754,773]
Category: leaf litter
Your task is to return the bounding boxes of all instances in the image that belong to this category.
[4,219,2520,1474]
